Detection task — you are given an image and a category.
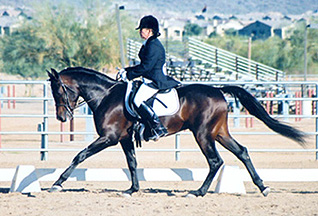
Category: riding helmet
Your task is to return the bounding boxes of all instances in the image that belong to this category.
[136,15,160,36]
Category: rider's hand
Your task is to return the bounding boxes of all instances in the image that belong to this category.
[118,69,127,82]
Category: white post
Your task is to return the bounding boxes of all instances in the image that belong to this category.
[116,4,125,68]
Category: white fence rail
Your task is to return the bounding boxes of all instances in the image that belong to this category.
[0,80,317,161]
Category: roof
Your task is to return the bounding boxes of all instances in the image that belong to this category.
[162,19,186,28]
[0,16,19,27]
[0,8,21,17]
[258,19,293,29]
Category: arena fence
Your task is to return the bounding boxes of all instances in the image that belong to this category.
[0,80,317,161]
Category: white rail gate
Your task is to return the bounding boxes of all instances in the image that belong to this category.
[0,80,318,160]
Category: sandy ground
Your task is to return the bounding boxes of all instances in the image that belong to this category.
[1,181,318,216]
[1,79,318,215]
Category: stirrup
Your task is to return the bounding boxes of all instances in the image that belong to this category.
[149,127,168,141]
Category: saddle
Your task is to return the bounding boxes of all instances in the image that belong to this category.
[125,80,180,146]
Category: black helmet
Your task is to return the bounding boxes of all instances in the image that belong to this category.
[136,15,160,36]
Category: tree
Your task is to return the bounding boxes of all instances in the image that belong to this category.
[184,22,203,36]
[205,25,318,74]
[32,3,118,70]
[0,25,56,78]
[0,2,135,78]
[252,36,289,70]
[306,22,318,73]
[205,35,249,58]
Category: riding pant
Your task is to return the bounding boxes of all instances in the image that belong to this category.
[133,83,158,108]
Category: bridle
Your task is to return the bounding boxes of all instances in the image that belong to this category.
[56,82,77,120]
[55,78,120,120]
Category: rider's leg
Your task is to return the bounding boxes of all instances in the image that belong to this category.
[133,83,158,108]
[137,102,168,140]
[134,84,168,140]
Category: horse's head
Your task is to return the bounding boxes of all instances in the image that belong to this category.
[47,68,79,122]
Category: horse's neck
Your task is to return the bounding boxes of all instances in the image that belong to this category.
[78,78,115,112]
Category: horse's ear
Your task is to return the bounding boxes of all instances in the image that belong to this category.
[51,68,60,79]
[47,69,56,81]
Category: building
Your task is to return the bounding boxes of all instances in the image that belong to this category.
[160,11,312,41]
[238,20,272,40]
[215,19,244,36]
[0,7,31,36]
[238,17,297,40]
[162,19,185,41]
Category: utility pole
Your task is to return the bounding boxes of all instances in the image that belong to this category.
[248,37,252,60]
[248,37,252,75]
[304,24,309,81]
[115,4,125,68]
[304,23,318,81]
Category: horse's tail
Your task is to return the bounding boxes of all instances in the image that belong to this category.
[220,85,306,146]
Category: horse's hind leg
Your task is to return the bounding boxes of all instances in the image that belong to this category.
[120,138,139,195]
[49,136,116,192]
[216,130,270,196]
[189,134,224,197]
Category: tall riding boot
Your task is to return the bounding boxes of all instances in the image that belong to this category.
[136,102,168,141]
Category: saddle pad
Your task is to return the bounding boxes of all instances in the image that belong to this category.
[125,81,180,117]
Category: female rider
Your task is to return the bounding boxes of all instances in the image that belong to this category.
[120,15,180,141]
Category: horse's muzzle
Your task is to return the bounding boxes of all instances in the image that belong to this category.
[57,114,67,122]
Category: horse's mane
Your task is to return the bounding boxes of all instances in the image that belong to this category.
[59,67,117,83]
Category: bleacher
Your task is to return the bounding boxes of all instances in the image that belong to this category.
[126,38,285,82]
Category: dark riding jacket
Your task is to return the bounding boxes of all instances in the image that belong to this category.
[125,35,180,90]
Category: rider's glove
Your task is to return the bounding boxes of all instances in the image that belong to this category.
[118,69,127,82]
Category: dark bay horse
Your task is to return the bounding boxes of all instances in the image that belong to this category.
[47,67,305,197]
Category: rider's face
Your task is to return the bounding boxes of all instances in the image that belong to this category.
[139,28,153,40]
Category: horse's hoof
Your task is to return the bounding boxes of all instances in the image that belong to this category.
[184,193,196,198]
[48,185,63,193]
[118,192,132,198]
[262,187,270,197]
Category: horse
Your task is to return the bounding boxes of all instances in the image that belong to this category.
[47,67,305,197]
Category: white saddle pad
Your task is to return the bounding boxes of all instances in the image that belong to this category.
[125,81,180,117]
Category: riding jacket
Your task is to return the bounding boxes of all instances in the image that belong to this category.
[125,35,180,90]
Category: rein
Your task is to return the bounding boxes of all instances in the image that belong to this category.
[57,79,120,119]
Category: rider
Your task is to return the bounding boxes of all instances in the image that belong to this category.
[120,15,180,141]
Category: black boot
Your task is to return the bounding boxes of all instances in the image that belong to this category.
[136,102,168,141]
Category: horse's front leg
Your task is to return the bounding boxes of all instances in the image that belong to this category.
[49,136,117,192]
[120,138,139,196]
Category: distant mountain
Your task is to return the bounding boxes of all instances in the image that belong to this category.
[135,0,318,15]
[0,0,317,15]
